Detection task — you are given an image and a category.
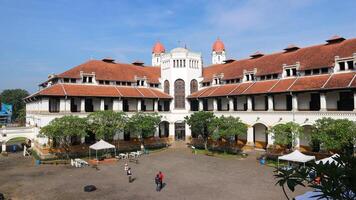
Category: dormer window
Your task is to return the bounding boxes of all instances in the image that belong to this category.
[245,73,254,81]
[283,63,299,78]
[335,55,355,72]
[81,72,95,84]
[243,69,256,82]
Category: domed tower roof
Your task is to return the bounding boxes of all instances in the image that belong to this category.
[212,38,225,52]
[152,42,165,54]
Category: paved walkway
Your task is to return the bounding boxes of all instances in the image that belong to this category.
[0,147,308,200]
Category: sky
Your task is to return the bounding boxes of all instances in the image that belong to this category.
[0,0,355,93]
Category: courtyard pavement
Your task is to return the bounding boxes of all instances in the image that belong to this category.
[0,147,308,200]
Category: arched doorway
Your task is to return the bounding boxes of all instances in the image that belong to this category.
[164,80,170,94]
[174,79,185,109]
[175,121,186,141]
[2,137,31,152]
[300,125,319,152]
[159,121,170,138]
[253,123,268,149]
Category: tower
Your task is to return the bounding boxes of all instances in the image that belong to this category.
[212,38,226,64]
[152,42,165,66]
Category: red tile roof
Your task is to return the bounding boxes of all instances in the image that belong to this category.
[202,38,356,82]
[57,60,161,84]
[243,80,278,95]
[288,75,331,92]
[322,72,356,89]
[27,84,171,99]
[189,72,356,98]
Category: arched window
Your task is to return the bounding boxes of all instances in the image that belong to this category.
[164,80,170,94]
[190,79,198,94]
[174,79,185,109]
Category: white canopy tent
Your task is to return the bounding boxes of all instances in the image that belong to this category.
[89,140,117,161]
[315,154,339,165]
[278,150,316,168]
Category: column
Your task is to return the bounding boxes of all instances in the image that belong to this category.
[2,143,6,152]
[246,126,254,147]
[60,98,70,113]
[354,92,356,111]
[100,99,105,111]
[170,99,174,111]
[137,99,142,111]
[268,95,274,111]
[292,94,298,111]
[41,98,49,112]
[267,132,274,148]
[199,99,203,111]
[185,122,191,142]
[154,126,159,137]
[247,96,252,111]
[213,98,217,111]
[81,137,85,144]
[169,122,175,141]
[154,100,159,112]
[294,133,300,149]
[229,98,234,111]
[80,99,85,113]
[320,92,326,111]
[113,99,122,111]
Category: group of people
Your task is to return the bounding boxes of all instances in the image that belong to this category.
[124,163,165,192]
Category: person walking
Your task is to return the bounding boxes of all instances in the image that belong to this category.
[155,174,161,191]
[158,171,164,190]
[124,163,128,172]
[127,167,132,183]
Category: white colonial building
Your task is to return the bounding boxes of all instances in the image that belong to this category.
[21,35,356,153]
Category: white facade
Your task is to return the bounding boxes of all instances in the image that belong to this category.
[23,39,356,153]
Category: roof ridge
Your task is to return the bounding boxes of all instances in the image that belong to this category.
[227,84,241,95]
[135,87,144,97]
[198,87,215,97]
[268,79,281,92]
[287,76,300,91]
[348,73,356,87]
[241,82,255,94]
[114,86,123,97]
[147,88,158,98]
[207,86,220,97]
[60,84,67,96]
[322,74,333,88]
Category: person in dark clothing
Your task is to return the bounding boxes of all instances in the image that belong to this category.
[127,168,132,183]
[155,174,161,191]
[158,171,164,190]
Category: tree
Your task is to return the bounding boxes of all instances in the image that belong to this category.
[125,112,161,145]
[0,89,29,123]
[185,111,215,150]
[209,115,247,143]
[274,154,356,200]
[87,111,127,140]
[312,117,356,154]
[270,122,302,150]
[40,115,88,158]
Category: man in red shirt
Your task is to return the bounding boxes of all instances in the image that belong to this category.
[158,171,164,191]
